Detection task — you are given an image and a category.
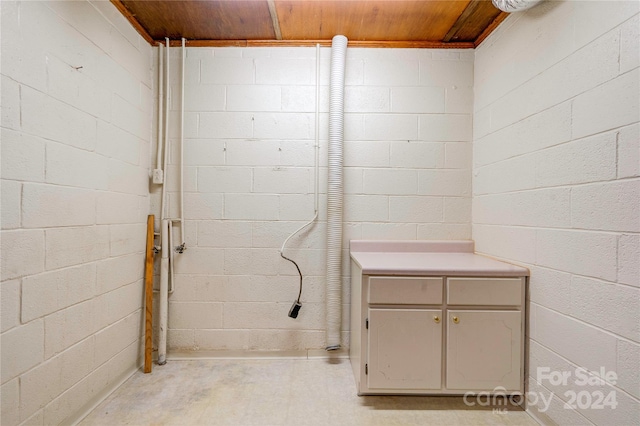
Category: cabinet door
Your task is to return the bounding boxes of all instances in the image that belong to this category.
[367,308,442,390]
[446,310,521,391]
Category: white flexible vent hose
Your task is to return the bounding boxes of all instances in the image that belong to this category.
[326,35,348,351]
[492,0,542,12]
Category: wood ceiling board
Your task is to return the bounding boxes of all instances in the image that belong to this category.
[119,0,276,40]
[275,0,472,42]
[473,10,508,46]
[112,0,508,47]
[444,0,503,42]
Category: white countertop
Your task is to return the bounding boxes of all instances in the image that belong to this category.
[350,240,529,277]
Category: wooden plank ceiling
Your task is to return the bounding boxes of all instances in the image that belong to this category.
[112,0,508,48]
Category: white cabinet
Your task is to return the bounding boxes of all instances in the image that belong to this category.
[350,264,526,396]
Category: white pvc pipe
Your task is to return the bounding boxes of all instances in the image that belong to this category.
[314,43,320,212]
[158,38,171,365]
[168,220,175,294]
[160,37,170,222]
[326,35,347,351]
[179,38,186,246]
[158,219,169,365]
[165,38,170,180]
[156,44,164,172]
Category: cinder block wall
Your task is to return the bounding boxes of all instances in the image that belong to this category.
[156,47,474,352]
[0,1,152,424]
[473,2,639,424]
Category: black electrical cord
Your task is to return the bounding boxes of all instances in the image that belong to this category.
[280,252,303,303]
[280,217,317,318]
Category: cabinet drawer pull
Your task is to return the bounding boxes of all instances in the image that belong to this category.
[452,316,460,324]
[433,315,440,323]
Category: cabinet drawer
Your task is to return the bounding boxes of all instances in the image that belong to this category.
[447,277,523,306]
[368,277,443,304]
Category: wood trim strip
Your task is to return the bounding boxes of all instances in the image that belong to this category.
[474,11,509,47]
[156,39,476,49]
[267,0,283,40]
[109,0,155,45]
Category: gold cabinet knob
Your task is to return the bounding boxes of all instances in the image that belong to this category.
[433,315,440,323]
[452,316,460,324]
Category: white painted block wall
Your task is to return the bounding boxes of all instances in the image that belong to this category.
[157,47,474,352]
[0,1,152,424]
[473,2,639,425]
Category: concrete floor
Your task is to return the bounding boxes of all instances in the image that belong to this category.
[80,358,539,425]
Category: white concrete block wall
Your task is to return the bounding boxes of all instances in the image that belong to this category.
[1,1,152,424]
[473,2,639,424]
[10,2,638,423]
[157,46,473,353]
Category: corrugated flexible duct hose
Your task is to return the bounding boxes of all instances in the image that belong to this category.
[326,35,348,351]
[492,0,542,12]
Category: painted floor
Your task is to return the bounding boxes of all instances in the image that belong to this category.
[80,358,538,426]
